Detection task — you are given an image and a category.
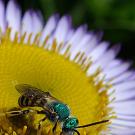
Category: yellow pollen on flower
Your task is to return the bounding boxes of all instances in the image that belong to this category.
[0,28,113,135]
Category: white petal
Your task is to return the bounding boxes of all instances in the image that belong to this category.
[104,62,131,79]
[88,41,109,62]
[53,16,71,45]
[87,45,120,75]
[68,33,92,58]
[110,127,135,135]
[116,114,135,121]
[68,27,102,60]
[112,71,134,84]
[40,14,58,44]
[114,89,135,102]
[65,29,75,42]
[21,10,33,42]
[21,10,43,43]
[0,0,6,33]
[31,11,43,34]
[80,32,103,56]
[6,0,21,39]
[111,101,135,115]
[129,73,135,80]
[112,119,135,128]
[113,81,135,92]
[107,59,122,69]
[30,11,43,42]
[68,25,87,51]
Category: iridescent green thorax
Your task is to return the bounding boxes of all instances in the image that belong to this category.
[63,117,79,129]
[51,102,70,121]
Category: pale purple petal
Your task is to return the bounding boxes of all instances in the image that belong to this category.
[40,14,59,44]
[6,0,21,39]
[88,41,109,62]
[31,11,43,34]
[69,33,93,58]
[116,114,135,121]
[107,59,122,69]
[59,25,88,56]
[112,119,135,128]
[111,128,135,135]
[65,29,75,42]
[21,10,43,43]
[87,45,120,75]
[0,0,6,33]
[67,25,87,51]
[113,81,135,92]
[29,11,43,42]
[111,71,134,84]
[104,62,131,79]
[53,16,72,45]
[114,89,135,102]
[21,10,33,42]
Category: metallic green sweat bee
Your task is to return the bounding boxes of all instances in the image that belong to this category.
[7,84,109,135]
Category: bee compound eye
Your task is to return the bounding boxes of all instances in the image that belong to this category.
[70,121,74,125]
[64,117,78,129]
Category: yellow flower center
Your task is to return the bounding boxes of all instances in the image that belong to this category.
[0,29,112,135]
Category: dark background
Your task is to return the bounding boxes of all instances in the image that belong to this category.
[15,0,135,65]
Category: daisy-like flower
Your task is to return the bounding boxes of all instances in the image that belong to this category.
[0,0,135,135]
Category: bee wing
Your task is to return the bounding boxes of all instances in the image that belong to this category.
[15,84,59,100]
[15,84,39,93]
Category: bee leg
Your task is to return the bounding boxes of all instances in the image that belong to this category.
[52,119,58,133]
[5,109,30,117]
[60,131,63,135]
[73,129,80,135]
[37,116,47,135]
[36,110,49,130]
[38,116,47,130]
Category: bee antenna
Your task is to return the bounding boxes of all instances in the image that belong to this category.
[73,129,80,135]
[75,120,109,129]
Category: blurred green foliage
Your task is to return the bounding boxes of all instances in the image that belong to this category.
[18,0,135,61]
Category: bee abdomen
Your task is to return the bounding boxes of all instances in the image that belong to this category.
[18,95,32,107]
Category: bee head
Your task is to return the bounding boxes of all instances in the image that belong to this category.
[63,117,79,131]
[52,102,70,121]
